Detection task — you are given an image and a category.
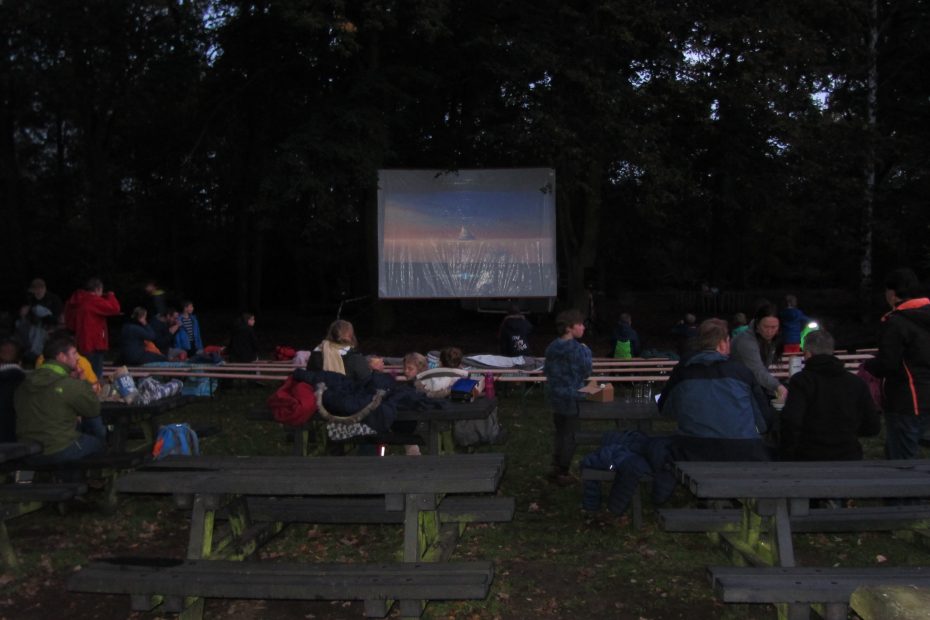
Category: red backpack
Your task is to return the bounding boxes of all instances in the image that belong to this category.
[267,376,317,426]
[274,345,297,361]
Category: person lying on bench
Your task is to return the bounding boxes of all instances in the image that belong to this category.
[14,335,106,465]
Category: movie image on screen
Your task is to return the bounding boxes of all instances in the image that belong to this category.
[378,169,557,299]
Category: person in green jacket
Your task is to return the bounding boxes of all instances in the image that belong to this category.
[14,335,105,464]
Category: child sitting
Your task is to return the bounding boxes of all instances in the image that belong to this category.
[413,347,505,447]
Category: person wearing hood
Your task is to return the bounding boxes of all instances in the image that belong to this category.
[120,307,167,366]
[781,329,879,461]
[13,335,105,465]
[64,277,121,378]
[543,309,592,485]
[658,318,771,461]
[863,268,930,460]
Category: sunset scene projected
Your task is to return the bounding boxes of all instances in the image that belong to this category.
[378,169,557,299]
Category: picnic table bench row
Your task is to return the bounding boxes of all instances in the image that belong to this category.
[69,454,512,619]
[670,459,930,618]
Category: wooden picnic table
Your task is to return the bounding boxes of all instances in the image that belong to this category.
[71,453,510,619]
[0,442,41,464]
[676,459,930,567]
[674,459,930,619]
[100,394,190,452]
[394,398,497,455]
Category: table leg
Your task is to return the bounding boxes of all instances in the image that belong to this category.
[403,493,438,562]
[773,498,795,568]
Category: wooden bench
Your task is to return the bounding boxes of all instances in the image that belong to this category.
[3,452,148,513]
[240,495,515,525]
[0,481,87,569]
[709,565,930,620]
[660,504,930,533]
[69,557,495,618]
[247,407,425,456]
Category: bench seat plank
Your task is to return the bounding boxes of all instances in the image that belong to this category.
[660,505,930,533]
[69,559,495,601]
[710,566,930,604]
[0,482,87,502]
[243,495,514,525]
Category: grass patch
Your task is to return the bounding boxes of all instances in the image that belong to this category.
[1,384,927,619]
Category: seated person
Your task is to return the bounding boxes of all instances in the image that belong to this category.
[14,336,106,464]
[780,329,880,460]
[307,319,382,383]
[609,312,641,359]
[402,352,428,382]
[658,318,771,461]
[36,329,100,393]
[227,312,260,363]
[415,347,484,397]
[413,347,503,447]
[120,307,168,366]
[150,307,183,359]
[499,305,532,356]
[0,339,26,442]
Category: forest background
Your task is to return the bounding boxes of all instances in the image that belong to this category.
[2,0,929,325]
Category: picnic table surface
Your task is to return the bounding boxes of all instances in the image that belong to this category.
[100,394,191,452]
[0,442,41,464]
[676,459,930,499]
[118,453,506,496]
[674,459,930,568]
[578,399,660,420]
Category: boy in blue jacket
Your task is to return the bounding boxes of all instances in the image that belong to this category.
[543,309,592,485]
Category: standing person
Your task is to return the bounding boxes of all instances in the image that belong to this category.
[863,268,930,460]
[64,277,121,379]
[658,318,771,461]
[670,313,699,357]
[14,336,105,465]
[173,300,204,359]
[499,305,532,357]
[15,278,63,364]
[731,303,787,401]
[779,294,812,355]
[543,309,592,486]
[143,280,168,319]
[781,329,880,461]
[227,312,260,363]
[0,340,25,442]
[609,312,641,359]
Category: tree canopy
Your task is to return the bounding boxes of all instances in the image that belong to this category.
[3,0,928,312]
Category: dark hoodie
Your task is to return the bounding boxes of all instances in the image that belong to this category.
[864,298,930,416]
[781,354,880,460]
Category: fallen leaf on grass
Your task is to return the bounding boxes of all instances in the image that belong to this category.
[876,554,887,563]
[528,502,540,512]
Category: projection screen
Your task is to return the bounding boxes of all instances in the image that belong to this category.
[378,168,557,299]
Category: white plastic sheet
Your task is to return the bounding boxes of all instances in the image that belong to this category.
[378,169,557,299]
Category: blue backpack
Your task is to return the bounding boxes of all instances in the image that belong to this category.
[152,423,200,460]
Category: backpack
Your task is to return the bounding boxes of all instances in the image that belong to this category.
[275,345,297,361]
[613,340,632,359]
[450,378,480,403]
[152,423,200,460]
[267,376,317,427]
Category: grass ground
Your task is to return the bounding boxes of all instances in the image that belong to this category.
[1,383,926,620]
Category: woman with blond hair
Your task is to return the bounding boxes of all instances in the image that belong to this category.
[307,319,383,383]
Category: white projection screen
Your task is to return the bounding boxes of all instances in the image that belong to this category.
[378,168,557,299]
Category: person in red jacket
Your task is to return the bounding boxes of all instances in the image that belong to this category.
[64,277,121,378]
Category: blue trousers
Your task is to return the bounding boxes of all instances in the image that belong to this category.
[884,412,930,460]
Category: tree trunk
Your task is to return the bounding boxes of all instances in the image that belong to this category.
[859,0,878,314]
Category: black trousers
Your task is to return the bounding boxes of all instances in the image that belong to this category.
[552,413,580,473]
